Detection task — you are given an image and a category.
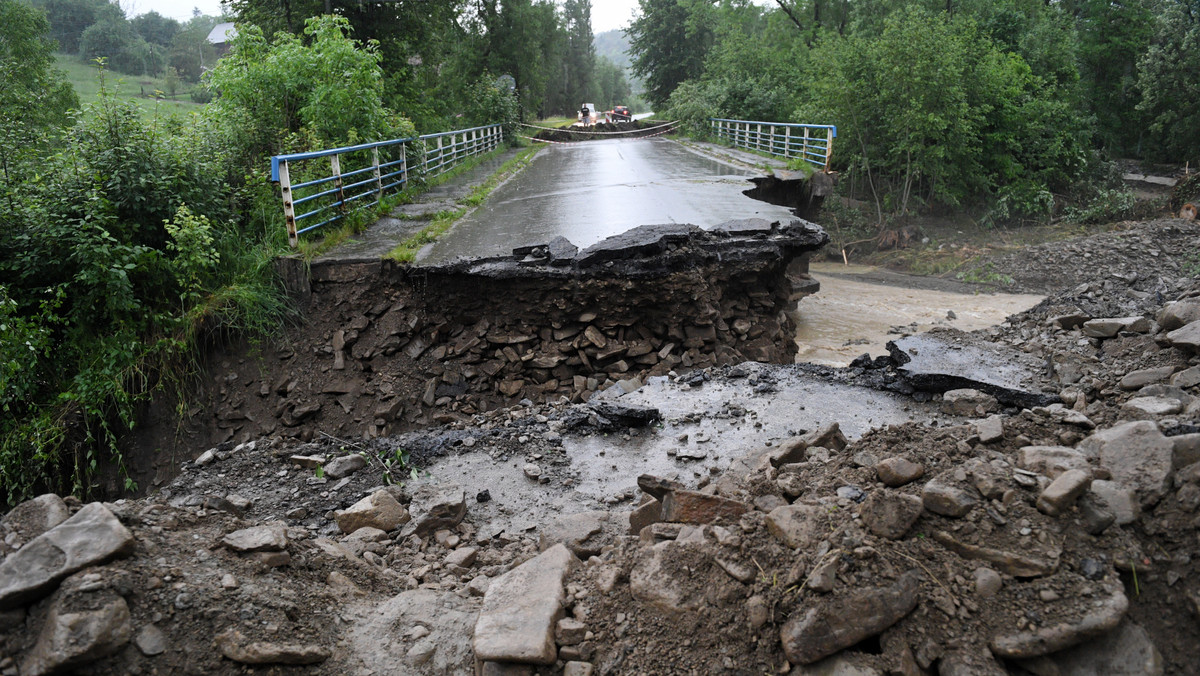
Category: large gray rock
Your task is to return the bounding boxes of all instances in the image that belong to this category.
[401,483,467,537]
[337,489,410,534]
[1088,480,1140,525]
[941,388,999,416]
[990,582,1127,658]
[1083,317,1150,338]
[1079,421,1173,507]
[1048,620,1163,675]
[1119,366,1175,390]
[860,492,923,540]
[874,457,924,487]
[766,502,828,549]
[222,524,288,552]
[1018,446,1090,478]
[780,570,921,665]
[323,454,367,479]
[20,596,132,675]
[1158,300,1200,332]
[921,479,977,518]
[474,543,577,664]
[1165,320,1200,353]
[0,503,134,610]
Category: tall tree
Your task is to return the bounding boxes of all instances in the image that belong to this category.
[563,0,597,104]
[27,0,114,54]
[1137,0,1200,163]
[0,0,78,189]
[132,10,181,47]
[627,0,714,107]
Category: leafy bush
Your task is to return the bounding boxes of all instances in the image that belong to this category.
[203,16,414,170]
[0,65,291,505]
[1065,188,1138,225]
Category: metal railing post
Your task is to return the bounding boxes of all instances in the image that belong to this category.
[330,154,345,216]
[803,126,810,163]
[401,143,408,188]
[372,147,383,201]
[824,130,834,172]
[279,160,298,248]
[784,126,791,157]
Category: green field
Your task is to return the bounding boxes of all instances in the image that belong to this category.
[55,53,206,119]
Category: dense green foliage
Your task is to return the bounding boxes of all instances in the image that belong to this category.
[636,0,1198,223]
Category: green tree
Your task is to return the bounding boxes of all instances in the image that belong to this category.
[803,7,1087,221]
[27,0,114,54]
[563,0,597,105]
[0,0,78,191]
[132,10,182,47]
[204,15,414,167]
[627,0,715,108]
[1069,0,1156,154]
[1137,0,1200,164]
[168,18,219,82]
[595,56,631,108]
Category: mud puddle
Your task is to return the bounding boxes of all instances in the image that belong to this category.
[794,262,1044,366]
[410,363,951,536]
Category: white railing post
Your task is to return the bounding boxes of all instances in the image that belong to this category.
[279,160,298,248]
[401,143,408,188]
[330,153,345,215]
[803,126,811,163]
[372,147,383,201]
[824,130,834,171]
[784,126,791,157]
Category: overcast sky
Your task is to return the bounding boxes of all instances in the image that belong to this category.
[124,0,640,35]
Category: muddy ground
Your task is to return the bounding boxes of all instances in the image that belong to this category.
[3,208,1200,675]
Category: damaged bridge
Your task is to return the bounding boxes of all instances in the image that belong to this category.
[207,219,830,445]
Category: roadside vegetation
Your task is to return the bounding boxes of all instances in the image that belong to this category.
[2,0,594,505]
[633,0,1199,251]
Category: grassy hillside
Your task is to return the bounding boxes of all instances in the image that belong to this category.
[55,53,206,119]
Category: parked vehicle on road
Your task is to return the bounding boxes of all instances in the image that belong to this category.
[611,105,632,121]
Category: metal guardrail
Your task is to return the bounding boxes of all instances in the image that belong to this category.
[709,118,836,171]
[270,123,504,247]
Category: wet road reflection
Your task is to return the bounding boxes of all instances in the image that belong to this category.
[418,138,797,263]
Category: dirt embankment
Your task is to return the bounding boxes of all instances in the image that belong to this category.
[3,216,1200,676]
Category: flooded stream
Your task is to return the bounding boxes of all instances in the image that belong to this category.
[794,263,1044,366]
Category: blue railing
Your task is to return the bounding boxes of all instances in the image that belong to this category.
[709,119,837,171]
[270,123,504,247]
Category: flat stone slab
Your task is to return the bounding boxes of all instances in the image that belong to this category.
[888,331,1057,408]
[0,503,134,610]
[474,543,577,664]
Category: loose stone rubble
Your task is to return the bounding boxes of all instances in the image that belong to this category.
[2,216,1199,674]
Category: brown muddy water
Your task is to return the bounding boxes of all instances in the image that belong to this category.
[793,262,1044,366]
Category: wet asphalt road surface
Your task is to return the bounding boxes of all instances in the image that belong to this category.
[417,137,797,263]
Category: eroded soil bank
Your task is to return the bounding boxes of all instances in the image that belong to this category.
[3,216,1200,676]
